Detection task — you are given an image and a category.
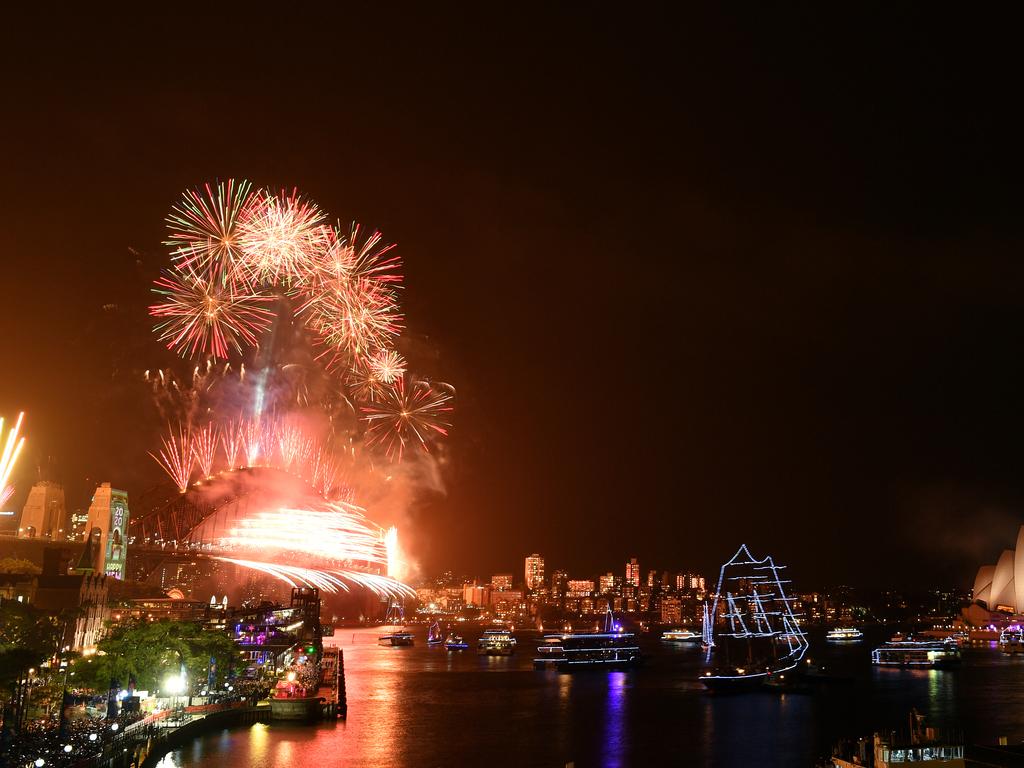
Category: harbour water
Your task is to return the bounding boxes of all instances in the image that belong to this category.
[154,626,1024,767]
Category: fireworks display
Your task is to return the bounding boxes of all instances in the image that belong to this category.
[0,412,25,508]
[150,425,195,493]
[150,262,275,360]
[362,376,454,461]
[146,179,454,599]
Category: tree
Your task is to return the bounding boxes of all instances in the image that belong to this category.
[74,620,241,694]
[0,600,61,730]
[0,558,41,575]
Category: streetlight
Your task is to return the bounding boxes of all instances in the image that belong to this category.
[34,759,44,767]
[111,722,119,732]
[63,745,73,753]
[164,674,186,715]
[89,733,97,742]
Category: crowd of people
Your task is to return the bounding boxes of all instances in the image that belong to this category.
[0,710,146,768]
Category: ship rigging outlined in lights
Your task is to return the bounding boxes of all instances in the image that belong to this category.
[701,544,809,691]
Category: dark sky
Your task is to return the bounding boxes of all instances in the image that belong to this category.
[2,8,1024,589]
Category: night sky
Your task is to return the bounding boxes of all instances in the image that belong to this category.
[2,9,1024,589]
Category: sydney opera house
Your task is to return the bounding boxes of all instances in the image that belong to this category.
[972,526,1024,613]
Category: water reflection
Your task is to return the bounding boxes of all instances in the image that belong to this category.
[153,629,1024,768]
[602,672,627,768]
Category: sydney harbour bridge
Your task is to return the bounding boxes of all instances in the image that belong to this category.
[125,466,412,601]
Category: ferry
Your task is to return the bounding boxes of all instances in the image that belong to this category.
[825,627,864,643]
[477,628,516,656]
[998,625,1024,654]
[378,632,415,647]
[536,613,641,669]
[660,628,702,644]
[444,633,468,651]
[871,638,960,668]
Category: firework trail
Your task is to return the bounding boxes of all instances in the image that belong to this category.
[192,423,218,477]
[236,188,329,285]
[276,423,307,471]
[221,419,243,469]
[362,377,454,461]
[150,261,276,360]
[223,502,387,564]
[165,179,257,272]
[0,412,25,508]
[243,419,265,467]
[215,557,415,599]
[150,425,195,493]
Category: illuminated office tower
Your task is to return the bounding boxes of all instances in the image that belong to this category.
[525,554,545,591]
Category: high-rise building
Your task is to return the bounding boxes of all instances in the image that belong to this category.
[18,481,67,540]
[567,579,594,597]
[84,483,130,580]
[599,572,615,594]
[660,596,682,624]
[626,557,640,588]
[491,573,513,591]
[524,554,545,591]
[647,569,658,588]
[550,570,569,598]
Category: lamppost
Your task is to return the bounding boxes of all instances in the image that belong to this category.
[164,674,186,718]
[57,655,71,739]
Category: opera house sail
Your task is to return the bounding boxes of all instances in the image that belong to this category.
[973,526,1024,613]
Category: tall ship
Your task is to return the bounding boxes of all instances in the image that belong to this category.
[378,600,414,647]
[427,620,444,645]
[871,638,961,668]
[701,544,809,691]
[535,611,642,669]
[477,628,517,655]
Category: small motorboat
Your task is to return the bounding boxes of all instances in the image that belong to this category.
[378,632,415,647]
[444,633,469,651]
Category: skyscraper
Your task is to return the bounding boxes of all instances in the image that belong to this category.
[626,557,640,588]
[525,553,545,591]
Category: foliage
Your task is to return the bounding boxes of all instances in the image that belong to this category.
[73,620,241,694]
[0,600,60,678]
[0,600,61,708]
[0,557,41,575]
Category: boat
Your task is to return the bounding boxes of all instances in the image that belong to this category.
[427,620,444,645]
[825,627,864,643]
[998,625,1024,653]
[701,544,810,692]
[444,633,468,651]
[477,628,516,655]
[661,628,702,643]
[378,631,415,646]
[829,710,964,767]
[871,638,961,667]
[535,611,641,669]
